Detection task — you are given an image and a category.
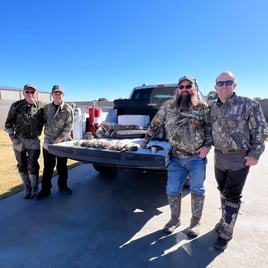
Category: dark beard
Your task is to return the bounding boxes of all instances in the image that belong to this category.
[176,94,191,111]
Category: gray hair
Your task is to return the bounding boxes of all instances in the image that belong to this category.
[216,71,236,82]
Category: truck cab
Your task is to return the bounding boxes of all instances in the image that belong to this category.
[114,83,177,121]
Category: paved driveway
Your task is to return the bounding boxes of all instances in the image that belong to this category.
[0,144,267,268]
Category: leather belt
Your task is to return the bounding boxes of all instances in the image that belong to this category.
[173,151,197,158]
[217,149,249,155]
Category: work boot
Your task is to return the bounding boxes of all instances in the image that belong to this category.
[29,174,39,199]
[218,200,240,240]
[59,186,72,195]
[214,237,229,250]
[214,200,240,250]
[36,189,51,200]
[163,195,181,234]
[19,172,31,199]
[186,193,205,238]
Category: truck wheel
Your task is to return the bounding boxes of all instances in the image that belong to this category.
[92,164,118,176]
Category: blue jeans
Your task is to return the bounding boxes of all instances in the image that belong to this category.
[166,155,207,196]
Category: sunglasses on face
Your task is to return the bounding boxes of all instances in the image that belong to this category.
[53,91,63,95]
[25,91,35,94]
[178,84,192,90]
[216,80,234,87]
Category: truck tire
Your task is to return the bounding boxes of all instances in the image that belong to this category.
[92,164,118,176]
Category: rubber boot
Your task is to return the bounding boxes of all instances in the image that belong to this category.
[214,200,240,250]
[214,197,225,233]
[163,195,181,234]
[19,172,31,199]
[186,193,205,238]
[29,174,39,199]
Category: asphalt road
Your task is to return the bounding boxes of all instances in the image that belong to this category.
[0,144,267,268]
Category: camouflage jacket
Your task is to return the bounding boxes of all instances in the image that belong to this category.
[5,99,44,139]
[209,93,267,159]
[144,99,212,157]
[43,102,73,146]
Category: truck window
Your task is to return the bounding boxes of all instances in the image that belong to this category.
[151,87,176,101]
[132,89,153,100]
[132,86,176,101]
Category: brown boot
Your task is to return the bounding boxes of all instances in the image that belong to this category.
[186,193,205,238]
[163,195,181,234]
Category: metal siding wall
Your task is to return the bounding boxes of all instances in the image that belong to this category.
[0,100,13,128]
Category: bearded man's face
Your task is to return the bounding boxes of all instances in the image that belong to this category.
[176,81,194,111]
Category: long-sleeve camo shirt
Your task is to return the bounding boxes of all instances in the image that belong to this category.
[43,102,73,149]
[209,93,267,160]
[144,99,212,158]
[5,99,44,139]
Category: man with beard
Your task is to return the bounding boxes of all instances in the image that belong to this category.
[141,76,212,237]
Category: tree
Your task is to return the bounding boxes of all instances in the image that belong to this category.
[98,97,109,102]
[206,91,218,101]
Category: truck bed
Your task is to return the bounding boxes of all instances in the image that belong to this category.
[48,138,171,170]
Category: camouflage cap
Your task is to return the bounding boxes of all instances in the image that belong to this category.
[23,84,37,91]
[51,85,64,93]
[178,76,196,85]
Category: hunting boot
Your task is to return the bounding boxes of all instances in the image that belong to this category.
[214,200,240,250]
[186,193,205,238]
[163,195,181,234]
[19,172,31,199]
[214,197,225,233]
[29,174,39,199]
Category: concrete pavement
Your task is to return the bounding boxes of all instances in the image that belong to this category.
[0,144,267,268]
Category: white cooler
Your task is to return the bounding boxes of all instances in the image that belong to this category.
[118,115,150,127]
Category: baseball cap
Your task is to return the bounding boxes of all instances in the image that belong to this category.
[23,84,37,91]
[51,85,64,93]
[178,76,196,85]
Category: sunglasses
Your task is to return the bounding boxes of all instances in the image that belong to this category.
[178,84,192,90]
[25,91,35,94]
[216,80,234,87]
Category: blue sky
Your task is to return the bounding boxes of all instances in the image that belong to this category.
[1,0,268,101]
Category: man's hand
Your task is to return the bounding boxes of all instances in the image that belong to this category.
[196,146,210,158]
[244,156,258,166]
[140,142,147,149]
[12,138,20,145]
[53,137,63,144]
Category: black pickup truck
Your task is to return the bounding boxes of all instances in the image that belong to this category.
[48,83,178,175]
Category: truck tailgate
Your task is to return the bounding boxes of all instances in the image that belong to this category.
[47,138,170,170]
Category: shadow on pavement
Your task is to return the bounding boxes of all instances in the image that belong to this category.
[0,165,217,267]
